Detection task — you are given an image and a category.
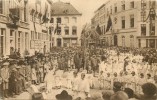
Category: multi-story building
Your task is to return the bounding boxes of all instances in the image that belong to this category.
[29,0,52,55]
[50,1,82,47]
[0,0,30,57]
[0,0,52,57]
[92,0,157,48]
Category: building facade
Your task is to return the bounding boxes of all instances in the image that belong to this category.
[50,1,82,47]
[0,0,52,57]
[29,0,52,55]
[92,0,157,48]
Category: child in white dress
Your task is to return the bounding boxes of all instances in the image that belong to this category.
[98,71,104,89]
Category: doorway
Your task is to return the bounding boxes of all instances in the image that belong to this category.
[114,35,118,46]
[57,38,62,47]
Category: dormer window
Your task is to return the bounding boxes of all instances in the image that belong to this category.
[63,9,68,14]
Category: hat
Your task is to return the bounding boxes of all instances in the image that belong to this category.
[16,66,21,69]
[56,90,72,100]
[2,62,9,66]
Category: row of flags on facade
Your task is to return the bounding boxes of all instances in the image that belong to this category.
[95,15,112,36]
[81,15,112,36]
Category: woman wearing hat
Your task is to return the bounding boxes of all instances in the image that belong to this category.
[56,90,72,100]
[0,61,10,98]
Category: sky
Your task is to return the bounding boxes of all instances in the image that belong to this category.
[52,0,107,25]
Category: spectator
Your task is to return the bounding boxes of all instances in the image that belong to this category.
[124,88,137,100]
[139,83,157,100]
[113,82,122,93]
[102,91,114,100]
[0,61,10,98]
[110,91,128,100]
[55,90,72,100]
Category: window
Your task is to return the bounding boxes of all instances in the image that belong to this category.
[130,15,134,27]
[141,0,146,9]
[24,2,27,22]
[0,29,4,56]
[121,16,125,29]
[72,17,77,23]
[130,1,134,8]
[18,31,21,52]
[0,0,3,14]
[64,26,69,35]
[141,24,146,36]
[130,35,134,47]
[138,39,141,48]
[72,26,77,35]
[10,30,14,37]
[25,32,28,50]
[150,23,155,36]
[50,18,54,23]
[114,4,117,13]
[31,31,34,40]
[141,11,146,21]
[122,36,125,47]
[57,27,61,35]
[149,0,156,9]
[57,17,61,23]
[121,1,125,10]
[65,17,69,23]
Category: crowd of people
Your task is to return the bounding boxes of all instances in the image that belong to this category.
[0,46,157,100]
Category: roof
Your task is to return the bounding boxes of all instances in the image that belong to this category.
[51,1,82,16]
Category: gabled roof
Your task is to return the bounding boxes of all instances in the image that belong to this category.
[51,1,82,16]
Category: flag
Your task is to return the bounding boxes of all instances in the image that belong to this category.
[106,16,112,32]
[96,24,102,35]
[81,23,87,34]
[41,3,49,24]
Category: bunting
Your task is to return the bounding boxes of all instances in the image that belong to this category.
[106,16,112,32]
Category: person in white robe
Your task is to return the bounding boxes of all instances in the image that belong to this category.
[99,56,107,75]
[44,67,55,93]
[98,71,105,89]
[77,73,90,99]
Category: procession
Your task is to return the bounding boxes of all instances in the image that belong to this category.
[0,46,157,100]
[1,0,157,99]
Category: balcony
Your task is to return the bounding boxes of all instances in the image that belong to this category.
[19,21,29,29]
